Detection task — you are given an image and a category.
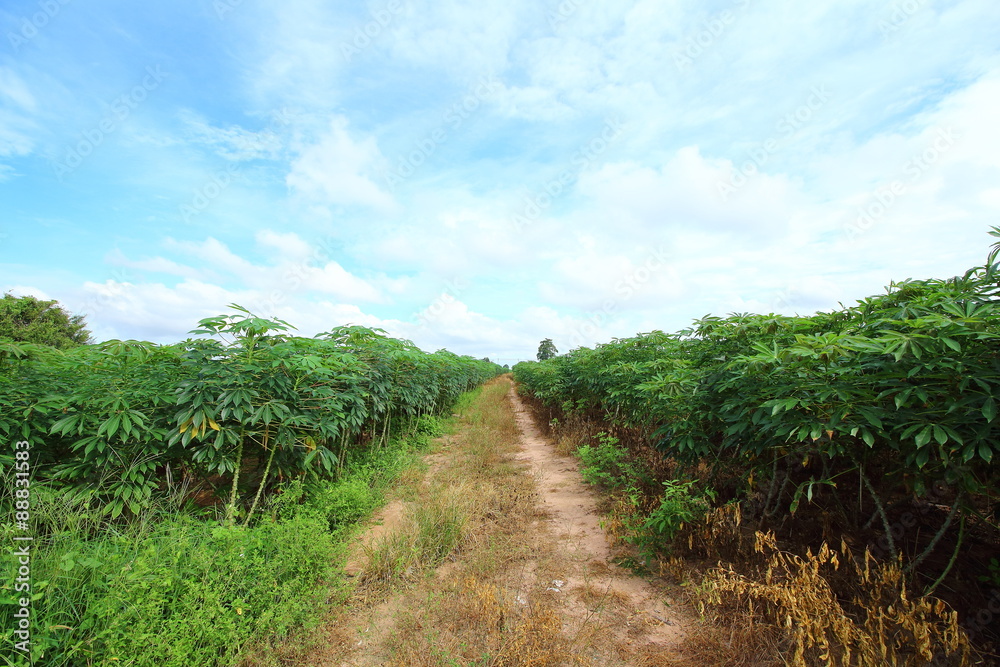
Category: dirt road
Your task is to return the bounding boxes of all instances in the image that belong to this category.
[294,378,692,666]
[506,386,689,654]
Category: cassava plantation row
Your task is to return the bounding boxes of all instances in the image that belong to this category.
[513,229,1000,665]
[0,307,502,665]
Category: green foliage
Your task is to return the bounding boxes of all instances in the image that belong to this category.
[0,403,452,666]
[515,228,1000,555]
[1,488,337,666]
[536,338,558,361]
[0,294,92,348]
[0,304,502,524]
[0,304,502,665]
[414,414,445,437]
[978,557,1000,587]
[639,480,716,546]
[577,432,642,490]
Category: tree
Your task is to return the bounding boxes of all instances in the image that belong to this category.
[0,293,93,348]
[536,338,558,361]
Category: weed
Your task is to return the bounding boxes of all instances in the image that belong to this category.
[577,431,649,491]
[630,480,717,558]
[977,557,1000,587]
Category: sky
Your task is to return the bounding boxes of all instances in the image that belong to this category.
[1,0,999,365]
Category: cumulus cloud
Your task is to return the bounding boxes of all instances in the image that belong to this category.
[93,233,393,330]
[286,116,396,212]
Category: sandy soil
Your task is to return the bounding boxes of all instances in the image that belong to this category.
[507,386,689,653]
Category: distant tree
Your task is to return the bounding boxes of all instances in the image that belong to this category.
[0,294,93,348]
[536,338,558,361]
[481,356,492,363]
[502,364,510,371]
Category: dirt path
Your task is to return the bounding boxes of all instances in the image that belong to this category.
[289,379,694,666]
[507,386,690,654]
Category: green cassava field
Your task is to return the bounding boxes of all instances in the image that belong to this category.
[4,230,1000,665]
[0,307,501,665]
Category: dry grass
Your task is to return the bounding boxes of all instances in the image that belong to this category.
[259,378,861,667]
[359,481,472,588]
[680,526,973,666]
[384,577,574,667]
[365,378,577,665]
[305,377,697,666]
[549,413,595,457]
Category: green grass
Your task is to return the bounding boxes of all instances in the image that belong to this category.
[0,412,461,667]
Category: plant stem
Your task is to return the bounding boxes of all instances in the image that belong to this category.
[244,427,277,526]
[861,467,896,560]
[381,411,390,449]
[226,431,245,525]
[924,516,966,597]
[906,489,964,574]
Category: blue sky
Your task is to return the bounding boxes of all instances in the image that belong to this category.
[2,0,999,364]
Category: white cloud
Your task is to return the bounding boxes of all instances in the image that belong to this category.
[406,297,583,361]
[0,66,37,112]
[4,285,51,300]
[164,235,386,302]
[387,0,524,79]
[0,67,37,164]
[255,230,314,261]
[244,0,351,108]
[178,109,285,161]
[75,278,237,343]
[576,146,799,239]
[286,116,397,212]
[6,0,1000,362]
[107,249,202,281]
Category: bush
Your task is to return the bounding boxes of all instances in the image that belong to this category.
[577,432,645,490]
[635,480,716,553]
